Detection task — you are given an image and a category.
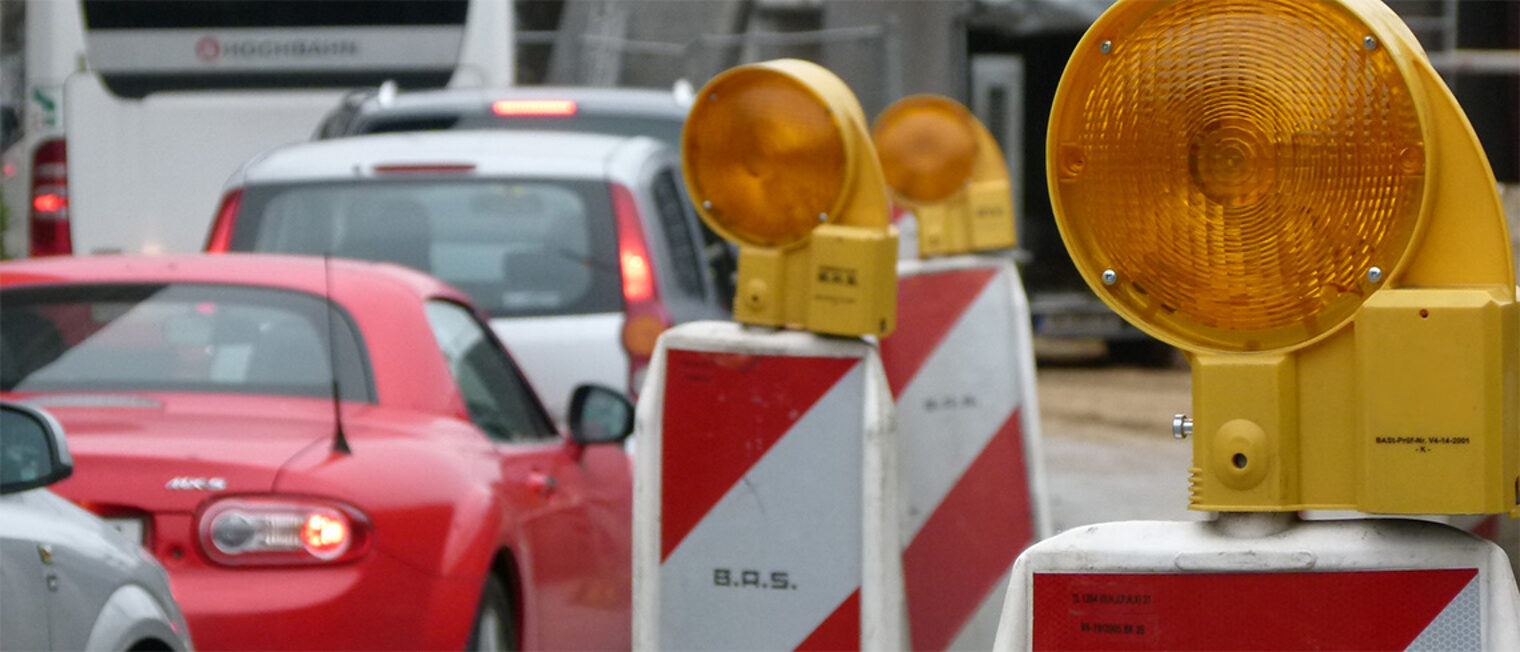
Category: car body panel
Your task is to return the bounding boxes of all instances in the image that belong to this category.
[0,254,633,651]
[0,480,190,651]
[489,313,627,421]
[39,396,333,513]
[1,491,59,650]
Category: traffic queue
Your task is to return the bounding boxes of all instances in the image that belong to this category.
[1,52,1045,650]
[4,0,1520,650]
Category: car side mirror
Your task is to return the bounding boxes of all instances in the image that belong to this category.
[0,402,73,495]
[567,385,634,446]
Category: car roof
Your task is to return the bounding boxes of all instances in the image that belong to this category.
[359,85,688,120]
[0,253,468,307]
[229,130,666,187]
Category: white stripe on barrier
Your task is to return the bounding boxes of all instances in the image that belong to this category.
[660,363,865,649]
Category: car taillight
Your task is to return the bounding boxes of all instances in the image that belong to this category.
[198,497,370,566]
[611,183,671,398]
[491,99,577,117]
[29,139,70,256]
[204,189,244,252]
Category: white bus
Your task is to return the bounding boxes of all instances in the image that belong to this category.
[1,0,511,258]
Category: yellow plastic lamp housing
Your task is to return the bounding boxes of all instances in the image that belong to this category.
[1052,0,1518,515]
[874,95,1016,257]
[684,59,897,337]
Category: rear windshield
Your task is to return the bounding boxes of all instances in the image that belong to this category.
[361,114,684,150]
[1,284,373,400]
[229,179,622,318]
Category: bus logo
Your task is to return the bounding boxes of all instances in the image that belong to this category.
[196,36,221,62]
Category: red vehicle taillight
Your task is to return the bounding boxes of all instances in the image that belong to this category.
[204,189,244,252]
[29,139,70,256]
[611,183,671,396]
[197,497,370,566]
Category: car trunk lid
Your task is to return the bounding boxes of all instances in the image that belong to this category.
[24,393,337,513]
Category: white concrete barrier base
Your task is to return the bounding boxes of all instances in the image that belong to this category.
[994,514,1520,651]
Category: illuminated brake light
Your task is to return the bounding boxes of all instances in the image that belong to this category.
[302,513,350,557]
[491,99,577,117]
[199,497,369,565]
[29,139,71,256]
[621,251,653,301]
[32,193,65,213]
[611,183,672,395]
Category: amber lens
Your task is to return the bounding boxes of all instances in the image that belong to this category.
[1052,0,1426,351]
[873,96,977,203]
[685,68,847,247]
[622,315,665,358]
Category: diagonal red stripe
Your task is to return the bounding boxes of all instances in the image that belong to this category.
[903,408,1033,651]
[660,350,859,561]
[795,589,860,651]
[1032,569,1477,650]
[880,267,999,398]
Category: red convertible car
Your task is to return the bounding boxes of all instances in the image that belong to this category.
[0,254,635,650]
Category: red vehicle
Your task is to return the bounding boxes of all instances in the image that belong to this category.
[0,254,635,651]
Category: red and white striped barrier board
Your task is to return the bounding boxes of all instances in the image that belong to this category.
[633,321,905,651]
[994,516,1520,651]
[881,255,1050,651]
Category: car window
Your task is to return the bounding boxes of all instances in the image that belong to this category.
[232,179,623,318]
[360,115,461,134]
[0,283,373,400]
[424,300,554,442]
[649,168,706,299]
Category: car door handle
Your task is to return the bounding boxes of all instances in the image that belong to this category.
[528,472,557,496]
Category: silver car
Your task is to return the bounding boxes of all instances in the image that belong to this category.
[0,401,192,651]
[209,130,733,419]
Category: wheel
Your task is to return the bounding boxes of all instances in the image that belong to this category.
[466,576,516,652]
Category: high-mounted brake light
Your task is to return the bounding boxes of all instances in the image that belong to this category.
[491,99,578,117]
[372,163,476,175]
[29,139,71,256]
[611,183,671,394]
[198,497,370,565]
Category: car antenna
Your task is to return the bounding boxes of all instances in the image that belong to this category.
[323,254,353,455]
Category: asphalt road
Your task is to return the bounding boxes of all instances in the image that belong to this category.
[1031,349,1205,533]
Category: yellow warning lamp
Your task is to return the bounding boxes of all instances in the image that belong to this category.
[684,59,898,337]
[1051,0,1518,515]
[873,95,1016,257]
